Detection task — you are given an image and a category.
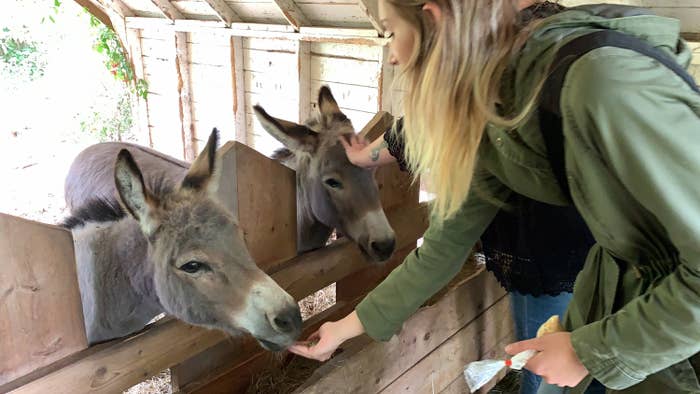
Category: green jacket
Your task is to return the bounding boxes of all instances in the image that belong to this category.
[355,6,700,393]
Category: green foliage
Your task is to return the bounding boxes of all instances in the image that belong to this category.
[0,27,46,81]
[89,14,148,99]
[80,91,137,142]
[41,0,62,24]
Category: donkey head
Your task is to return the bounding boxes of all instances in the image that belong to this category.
[114,130,301,351]
[253,86,396,263]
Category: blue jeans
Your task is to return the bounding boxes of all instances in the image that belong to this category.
[510,291,606,394]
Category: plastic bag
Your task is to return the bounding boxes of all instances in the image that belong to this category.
[462,315,563,392]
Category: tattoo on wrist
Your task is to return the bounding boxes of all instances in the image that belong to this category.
[370,140,388,162]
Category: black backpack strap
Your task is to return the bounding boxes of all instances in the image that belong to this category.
[539,29,700,201]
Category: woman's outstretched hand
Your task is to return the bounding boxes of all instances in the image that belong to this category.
[289,311,365,361]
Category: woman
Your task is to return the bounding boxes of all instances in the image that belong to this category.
[290,0,700,393]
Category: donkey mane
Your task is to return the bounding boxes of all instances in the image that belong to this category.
[62,173,175,229]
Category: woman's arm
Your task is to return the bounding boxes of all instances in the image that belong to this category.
[340,132,397,168]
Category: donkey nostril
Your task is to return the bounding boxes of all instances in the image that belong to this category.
[273,307,302,335]
[371,239,395,258]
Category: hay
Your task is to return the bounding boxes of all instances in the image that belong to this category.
[245,355,321,394]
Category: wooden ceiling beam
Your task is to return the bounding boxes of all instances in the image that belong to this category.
[201,0,242,26]
[357,0,383,35]
[148,0,184,21]
[270,0,311,31]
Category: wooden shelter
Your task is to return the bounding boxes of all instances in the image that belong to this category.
[0,0,698,393]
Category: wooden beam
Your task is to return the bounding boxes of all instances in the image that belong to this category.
[356,0,383,35]
[175,32,197,160]
[94,0,135,18]
[231,37,247,143]
[125,28,153,146]
[271,0,311,31]
[73,0,113,30]
[201,0,242,26]
[379,46,394,112]
[683,32,700,42]
[297,41,311,122]
[148,0,183,21]
[125,18,389,45]
[2,318,226,394]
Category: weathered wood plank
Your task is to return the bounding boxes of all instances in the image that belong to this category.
[126,28,153,145]
[294,268,508,394]
[298,41,312,122]
[310,41,383,61]
[175,32,197,160]
[0,215,88,387]
[309,80,379,113]
[231,37,247,142]
[310,54,380,86]
[201,0,242,26]
[357,0,382,34]
[4,318,225,394]
[297,3,373,28]
[271,0,312,30]
[381,297,514,393]
[379,45,394,112]
[126,18,390,45]
[149,0,184,21]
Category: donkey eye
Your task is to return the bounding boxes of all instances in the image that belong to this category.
[179,261,209,274]
[324,178,343,189]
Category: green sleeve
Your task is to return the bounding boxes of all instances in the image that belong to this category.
[356,169,509,341]
[563,48,700,389]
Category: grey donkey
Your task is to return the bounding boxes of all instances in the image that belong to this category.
[64,130,301,350]
[253,86,396,262]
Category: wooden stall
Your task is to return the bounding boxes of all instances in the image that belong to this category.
[2,0,699,392]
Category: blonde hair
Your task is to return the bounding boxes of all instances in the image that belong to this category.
[389,0,544,221]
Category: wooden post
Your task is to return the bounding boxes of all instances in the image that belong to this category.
[0,214,88,387]
[231,37,247,143]
[297,40,311,123]
[379,46,394,113]
[125,28,152,146]
[175,32,197,161]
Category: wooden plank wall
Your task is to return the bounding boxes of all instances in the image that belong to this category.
[187,32,237,143]
[140,28,184,158]
[309,42,382,130]
[243,37,300,156]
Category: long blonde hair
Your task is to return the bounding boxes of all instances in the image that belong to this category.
[389,0,543,221]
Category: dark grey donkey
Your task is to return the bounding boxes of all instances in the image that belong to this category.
[253,86,395,262]
[63,130,301,350]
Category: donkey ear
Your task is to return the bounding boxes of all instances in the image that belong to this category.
[318,85,341,115]
[253,105,318,153]
[182,128,218,191]
[114,149,159,234]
